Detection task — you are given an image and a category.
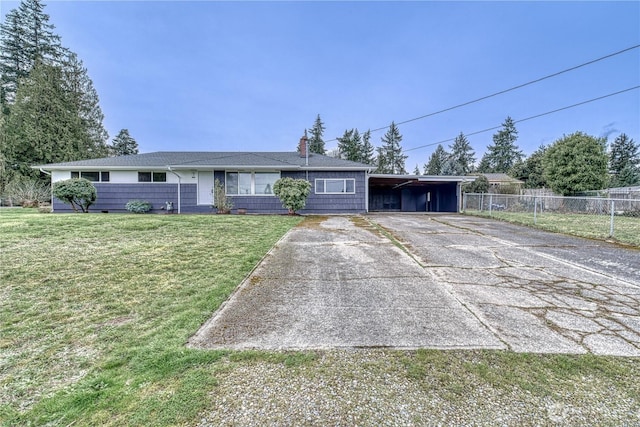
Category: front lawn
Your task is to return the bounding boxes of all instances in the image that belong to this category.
[0,209,302,425]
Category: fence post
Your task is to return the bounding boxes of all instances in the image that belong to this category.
[534,196,537,225]
[610,200,615,237]
[489,194,493,216]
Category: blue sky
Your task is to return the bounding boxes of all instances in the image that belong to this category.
[3,1,639,170]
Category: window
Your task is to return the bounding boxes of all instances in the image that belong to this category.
[315,178,355,194]
[138,172,167,182]
[225,171,280,195]
[152,172,166,182]
[70,171,109,182]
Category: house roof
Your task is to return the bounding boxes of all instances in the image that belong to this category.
[35,151,374,171]
[479,173,524,184]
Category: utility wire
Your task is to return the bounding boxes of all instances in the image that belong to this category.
[403,85,640,153]
[325,44,640,143]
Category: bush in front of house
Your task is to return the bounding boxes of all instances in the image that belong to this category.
[52,178,97,213]
[273,177,311,215]
[125,200,153,213]
[6,177,51,207]
[464,175,489,194]
[212,179,233,213]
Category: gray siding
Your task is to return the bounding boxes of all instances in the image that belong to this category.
[53,183,202,213]
[53,170,367,214]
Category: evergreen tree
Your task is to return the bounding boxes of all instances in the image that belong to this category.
[2,58,107,182]
[609,133,639,187]
[424,144,448,175]
[475,153,492,173]
[413,164,421,175]
[447,132,476,175]
[482,116,523,172]
[110,129,139,156]
[62,52,109,158]
[308,114,326,155]
[376,122,407,174]
[0,0,65,106]
[543,132,608,195]
[360,129,375,165]
[510,145,548,188]
[337,128,360,162]
[0,10,27,109]
[2,60,79,181]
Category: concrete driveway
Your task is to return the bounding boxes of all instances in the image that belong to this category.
[189,214,640,356]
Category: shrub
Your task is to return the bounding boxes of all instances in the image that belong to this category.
[464,175,489,193]
[212,179,233,213]
[6,177,51,207]
[273,177,311,214]
[52,178,97,213]
[125,200,153,213]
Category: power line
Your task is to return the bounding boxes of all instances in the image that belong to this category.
[325,44,640,143]
[403,85,640,153]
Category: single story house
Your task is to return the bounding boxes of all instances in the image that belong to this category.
[481,173,524,192]
[36,138,475,214]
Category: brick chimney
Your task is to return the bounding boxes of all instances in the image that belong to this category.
[298,135,308,158]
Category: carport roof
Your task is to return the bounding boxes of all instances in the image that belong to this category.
[369,174,477,184]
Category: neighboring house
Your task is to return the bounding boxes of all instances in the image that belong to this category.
[36,138,373,214]
[36,138,475,214]
[481,173,523,192]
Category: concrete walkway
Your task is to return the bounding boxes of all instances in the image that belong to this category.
[189,215,640,356]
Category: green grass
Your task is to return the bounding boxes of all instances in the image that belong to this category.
[0,209,302,426]
[465,210,640,246]
[1,209,638,425]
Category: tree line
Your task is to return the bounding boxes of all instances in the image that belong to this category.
[305,113,639,196]
[0,0,138,197]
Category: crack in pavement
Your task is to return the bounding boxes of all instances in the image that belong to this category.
[368,214,640,356]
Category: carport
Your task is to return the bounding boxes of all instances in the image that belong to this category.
[367,174,476,213]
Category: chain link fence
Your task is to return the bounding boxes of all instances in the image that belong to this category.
[462,193,640,246]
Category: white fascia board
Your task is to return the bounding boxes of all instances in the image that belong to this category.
[418,176,478,183]
[170,165,299,170]
[301,166,372,171]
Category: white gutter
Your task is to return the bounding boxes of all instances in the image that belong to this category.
[39,168,53,212]
[166,166,181,214]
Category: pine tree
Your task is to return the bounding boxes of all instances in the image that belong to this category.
[360,129,375,165]
[308,114,326,155]
[110,129,139,156]
[413,164,421,175]
[0,10,28,109]
[475,153,492,173]
[376,122,407,174]
[0,0,65,106]
[424,144,448,175]
[2,60,80,181]
[337,128,360,162]
[447,132,476,175]
[62,52,109,158]
[482,116,523,173]
[609,133,639,187]
[510,145,548,188]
